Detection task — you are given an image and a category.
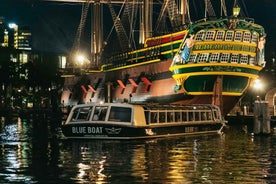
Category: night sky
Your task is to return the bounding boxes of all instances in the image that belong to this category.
[1,0,276,58]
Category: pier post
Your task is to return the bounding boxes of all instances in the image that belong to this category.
[253,100,271,134]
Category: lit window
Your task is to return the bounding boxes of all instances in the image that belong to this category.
[230,54,239,63]
[243,32,251,42]
[197,53,209,63]
[220,53,230,63]
[195,31,205,41]
[19,53,28,64]
[240,55,248,64]
[252,32,258,44]
[249,56,256,65]
[189,54,197,62]
[225,31,234,41]
[209,53,220,62]
[215,31,225,41]
[205,31,215,41]
[234,31,242,42]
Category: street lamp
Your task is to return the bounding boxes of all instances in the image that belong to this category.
[253,78,263,100]
[75,53,90,67]
[253,79,262,90]
[76,55,85,65]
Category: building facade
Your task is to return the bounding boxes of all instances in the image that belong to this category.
[0,17,32,50]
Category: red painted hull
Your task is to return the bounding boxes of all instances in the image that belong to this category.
[62,58,241,116]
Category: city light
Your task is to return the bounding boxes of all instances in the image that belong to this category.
[76,54,85,65]
[75,53,89,66]
[233,6,240,17]
[8,23,18,29]
[253,79,263,90]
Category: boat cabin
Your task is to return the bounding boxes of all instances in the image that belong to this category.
[65,103,224,127]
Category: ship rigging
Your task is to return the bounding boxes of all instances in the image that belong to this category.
[44,0,265,116]
[44,0,233,68]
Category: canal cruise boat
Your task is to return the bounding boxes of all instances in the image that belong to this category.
[61,103,226,139]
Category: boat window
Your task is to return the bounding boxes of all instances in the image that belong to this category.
[188,112,194,121]
[93,106,108,121]
[215,31,225,41]
[150,112,158,123]
[240,55,248,64]
[108,106,131,122]
[213,110,219,120]
[206,112,212,120]
[234,31,243,42]
[71,107,93,122]
[175,112,181,122]
[182,112,187,121]
[201,112,207,120]
[243,32,251,42]
[249,56,255,65]
[167,112,174,122]
[209,53,220,62]
[225,31,234,41]
[230,54,239,63]
[159,112,166,123]
[188,54,197,63]
[220,53,230,63]
[194,112,198,121]
[205,31,215,41]
[197,53,209,63]
[251,32,258,44]
[195,31,205,41]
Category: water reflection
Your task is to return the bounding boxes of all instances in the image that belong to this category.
[0,117,276,183]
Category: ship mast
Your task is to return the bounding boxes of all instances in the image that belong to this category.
[43,0,190,66]
[91,1,103,67]
[140,0,153,44]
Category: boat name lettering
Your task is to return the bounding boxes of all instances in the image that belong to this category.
[72,127,103,134]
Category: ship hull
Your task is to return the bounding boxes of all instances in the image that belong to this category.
[62,58,242,116]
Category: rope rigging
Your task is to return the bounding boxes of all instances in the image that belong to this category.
[72,0,90,53]
[68,0,90,67]
[106,0,131,52]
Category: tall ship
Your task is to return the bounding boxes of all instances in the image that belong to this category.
[59,0,266,116]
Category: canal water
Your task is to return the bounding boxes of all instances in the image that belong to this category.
[0,116,276,184]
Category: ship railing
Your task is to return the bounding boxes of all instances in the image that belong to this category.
[143,104,223,125]
[102,36,183,71]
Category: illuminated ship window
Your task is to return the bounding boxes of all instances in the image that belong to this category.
[230,54,239,63]
[189,54,197,62]
[243,32,251,42]
[209,53,220,62]
[197,53,209,63]
[234,31,243,41]
[220,53,230,63]
[195,31,205,41]
[240,55,248,64]
[205,31,215,41]
[225,31,234,41]
[252,32,258,43]
[249,56,256,65]
[215,31,225,41]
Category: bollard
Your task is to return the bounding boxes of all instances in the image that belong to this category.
[253,100,271,135]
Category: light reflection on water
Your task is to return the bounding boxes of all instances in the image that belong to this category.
[0,116,276,183]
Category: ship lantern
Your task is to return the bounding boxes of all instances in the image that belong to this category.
[233,6,240,17]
